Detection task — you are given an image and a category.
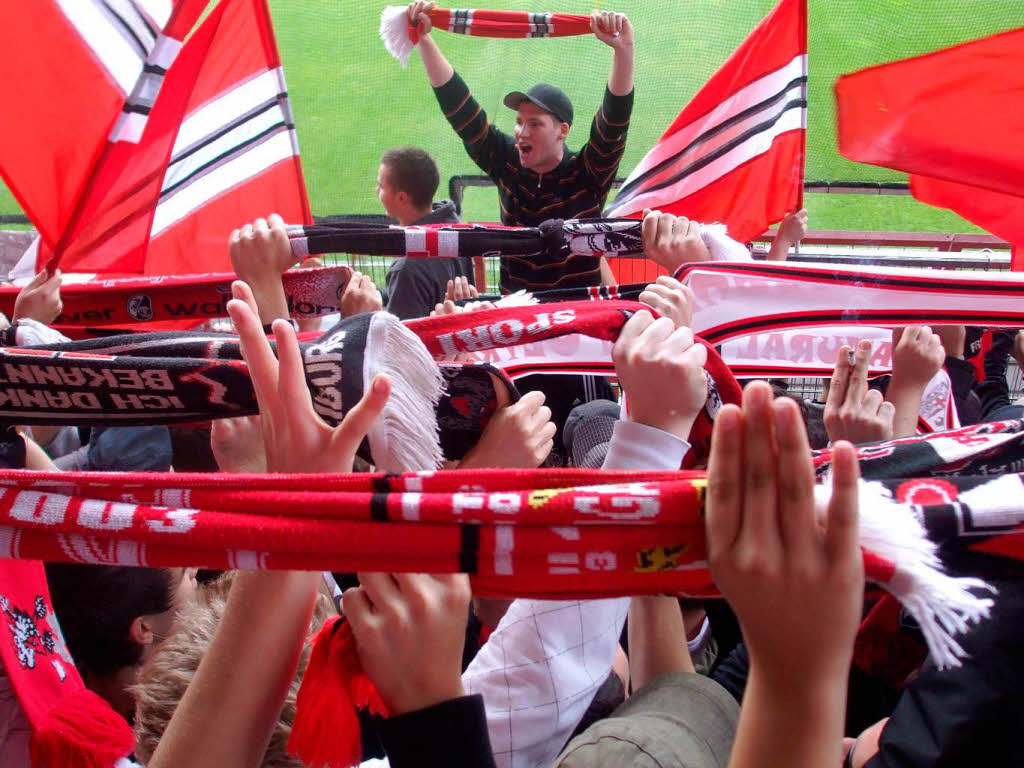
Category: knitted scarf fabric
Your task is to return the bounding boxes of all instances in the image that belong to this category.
[0,559,133,767]
[380,6,592,66]
[1,302,740,466]
[1,420,1021,667]
[0,266,351,331]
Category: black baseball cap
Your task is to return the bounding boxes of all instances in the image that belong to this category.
[503,84,574,126]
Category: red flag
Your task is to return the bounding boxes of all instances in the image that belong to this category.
[46,0,312,276]
[836,26,1024,198]
[909,176,1024,269]
[603,0,806,283]
[0,1,207,253]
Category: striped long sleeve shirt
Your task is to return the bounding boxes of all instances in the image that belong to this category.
[434,72,633,293]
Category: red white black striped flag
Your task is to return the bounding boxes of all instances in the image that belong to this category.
[0,0,207,255]
[604,0,806,244]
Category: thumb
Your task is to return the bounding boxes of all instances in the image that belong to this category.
[335,374,391,451]
[26,269,49,289]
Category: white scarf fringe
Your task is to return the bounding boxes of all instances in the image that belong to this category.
[815,479,995,669]
[381,5,416,67]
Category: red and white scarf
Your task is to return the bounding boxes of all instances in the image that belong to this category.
[0,424,1014,669]
[0,559,133,768]
[380,6,593,66]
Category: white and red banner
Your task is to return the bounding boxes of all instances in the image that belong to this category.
[604,0,806,270]
[680,261,1024,345]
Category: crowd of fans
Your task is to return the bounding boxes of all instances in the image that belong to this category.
[0,3,1020,767]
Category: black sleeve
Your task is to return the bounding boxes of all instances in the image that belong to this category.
[579,87,634,194]
[864,552,1024,767]
[377,694,497,768]
[433,71,514,179]
[710,641,749,704]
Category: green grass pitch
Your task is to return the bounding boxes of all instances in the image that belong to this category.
[2,0,1020,237]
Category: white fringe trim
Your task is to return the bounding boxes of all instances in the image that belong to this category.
[699,223,752,261]
[381,5,415,67]
[364,312,445,472]
[814,479,995,669]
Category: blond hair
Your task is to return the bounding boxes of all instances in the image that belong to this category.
[132,573,331,767]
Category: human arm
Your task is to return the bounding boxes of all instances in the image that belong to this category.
[591,10,634,97]
[228,214,297,326]
[581,13,634,189]
[149,282,391,768]
[706,381,863,768]
[407,2,453,86]
[628,597,695,692]
[886,326,945,438]
[410,3,513,176]
[766,208,807,262]
[824,341,895,445]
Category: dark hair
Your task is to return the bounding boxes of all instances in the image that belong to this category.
[380,146,440,209]
[44,564,175,677]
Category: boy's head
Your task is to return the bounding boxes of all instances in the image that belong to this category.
[378,146,440,225]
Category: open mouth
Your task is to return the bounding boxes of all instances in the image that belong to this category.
[517,143,533,160]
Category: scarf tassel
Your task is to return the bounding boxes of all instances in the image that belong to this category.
[288,617,387,768]
[28,688,134,768]
[381,6,417,66]
[818,480,996,669]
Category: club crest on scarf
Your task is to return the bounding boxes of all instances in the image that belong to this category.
[0,593,64,680]
[127,293,155,322]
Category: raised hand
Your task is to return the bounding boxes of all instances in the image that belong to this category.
[13,268,63,324]
[638,275,694,328]
[613,309,707,440]
[229,214,296,324]
[210,415,268,473]
[340,271,383,317]
[406,1,436,35]
[444,276,479,303]
[706,381,863,767]
[590,10,633,50]
[641,209,711,275]
[458,390,556,468]
[343,572,471,715]
[227,280,389,474]
[824,341,894,445]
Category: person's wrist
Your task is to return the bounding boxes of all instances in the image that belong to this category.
[390,678,466,716]
[627,407,696,441]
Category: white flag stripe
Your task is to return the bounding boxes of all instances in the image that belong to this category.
[615,81,804,206]
[620,54,807,187]
[172,68,283,159]
[150,129,297,237]
[136,0,173,28]
[106,0,158,52]
[108,112,149,143]
[607,106,804,218]
[161,102,289,192]
[56,0,144,94]
[150,34,184,70]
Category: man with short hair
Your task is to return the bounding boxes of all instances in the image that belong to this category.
[377,146,474,319]
[406,1,634,294]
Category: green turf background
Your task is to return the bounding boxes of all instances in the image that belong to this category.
[2,0,1020,234]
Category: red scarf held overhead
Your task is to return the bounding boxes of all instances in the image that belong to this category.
[0,560,133,768]
[381,6,593,65]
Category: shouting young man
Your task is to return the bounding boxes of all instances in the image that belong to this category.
[406,0,634,293]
